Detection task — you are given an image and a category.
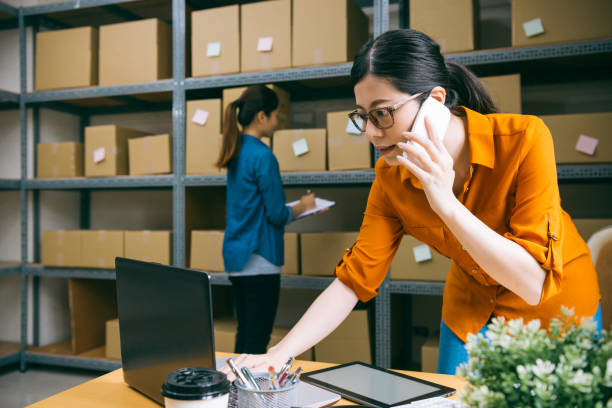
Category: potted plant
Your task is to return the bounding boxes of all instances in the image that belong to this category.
[458,307,612,407]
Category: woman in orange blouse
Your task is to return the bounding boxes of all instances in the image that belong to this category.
[224,29,602,377]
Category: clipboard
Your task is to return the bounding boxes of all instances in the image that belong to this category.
[287,197,336,220]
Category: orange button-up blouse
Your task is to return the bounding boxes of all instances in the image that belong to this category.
[335,107,601,342]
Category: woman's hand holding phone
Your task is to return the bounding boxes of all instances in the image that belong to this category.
[397,116,458,218]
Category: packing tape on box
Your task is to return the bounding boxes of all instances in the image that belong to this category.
[97,230,106,243]
[260,53,270,69]
[56,230,65,246]
[329,136,342,148]
[145,160,153,174]
[51,143,59,155]
[314,49,324,65]
[52,165,59,178]
[98,257,105,268]
[145,137,152,151]
[142,230,151,244]
[437,38,447,54]
[56,253,65,266]
[210,60,219,75]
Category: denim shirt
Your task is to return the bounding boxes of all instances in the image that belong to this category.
[223,134,293,272]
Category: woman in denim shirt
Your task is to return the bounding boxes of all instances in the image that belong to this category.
[216,85,316,354]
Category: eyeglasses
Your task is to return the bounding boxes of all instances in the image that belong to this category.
[348,92,423,132]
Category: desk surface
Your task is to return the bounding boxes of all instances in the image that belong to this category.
[26,353,466,407]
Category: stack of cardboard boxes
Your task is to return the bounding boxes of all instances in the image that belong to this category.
[42,230,172,268]
[35,18,171,91]
[191,0,368,77]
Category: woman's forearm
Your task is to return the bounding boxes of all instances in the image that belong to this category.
[440,197,546,305]
[269,278,359,358]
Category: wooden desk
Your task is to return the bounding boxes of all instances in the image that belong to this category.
[27,353,466,407]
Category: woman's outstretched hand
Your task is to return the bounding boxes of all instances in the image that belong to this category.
[220,349,292,381]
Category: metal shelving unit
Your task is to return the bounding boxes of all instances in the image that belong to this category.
[3,0,610,373]
[0,179,20,189]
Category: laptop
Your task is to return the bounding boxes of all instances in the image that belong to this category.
[115,258,340,407]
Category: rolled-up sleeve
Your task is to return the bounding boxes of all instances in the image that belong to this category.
[502,117,563,304]
[335,178,404,302]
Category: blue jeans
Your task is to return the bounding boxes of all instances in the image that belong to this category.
[437,302,603,375]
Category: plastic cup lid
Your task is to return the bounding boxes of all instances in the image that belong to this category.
[161,367,230,401]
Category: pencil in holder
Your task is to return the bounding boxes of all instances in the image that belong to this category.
[235,373,298,408]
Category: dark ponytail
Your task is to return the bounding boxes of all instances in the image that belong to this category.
[216,85,279,169]
[351,29,497,116]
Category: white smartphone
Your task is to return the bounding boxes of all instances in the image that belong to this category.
[403,96,451,163]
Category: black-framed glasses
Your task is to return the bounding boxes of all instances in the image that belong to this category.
[348,92,423,132]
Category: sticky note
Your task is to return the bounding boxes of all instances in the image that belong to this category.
[575,134,598,156]
[192,109,209,126]
[522,18,545,38]
[413,244,432,263]
[93,147,105,164]
[346,118,363,135]
[206,42,221,57]
[257,36,273,52]
[292,138,309,157]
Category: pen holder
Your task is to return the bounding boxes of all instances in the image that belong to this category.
[234,373,298,408]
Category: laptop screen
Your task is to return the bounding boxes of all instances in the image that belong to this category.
[115,258,216,405]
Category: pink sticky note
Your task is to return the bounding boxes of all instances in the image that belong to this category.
[575,134,598,156]
[257,37,273,52]
[93,147,105,163]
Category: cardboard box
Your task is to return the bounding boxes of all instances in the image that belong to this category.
[128,134,172,176]
[99,18,171,86]
[214,318,237,353]
[124,230,172,265]
[191,5,240,77]
[421,334,440,373]
[300,232,358,276]
[573,219,612,243]
[273,129,327,172]
[391,235,451,281]
[282,232,300,275]
[42,230,82,267]
[222,85,291,130]
[213,318,313,360]
[269,326,313,361]
[327,110,371,171]
[512,0,612,47]
[292,0,369,67]
[37,142,84,178]
[69,278,117,354]
[410,0,478,53]
[540,113,612,163]
[480,74,522,114]
[314,310,371,364]
[105,318,121,360]
[35,26,98,91]
[85,125,148,177]
[186,99,223,174]
[191,230,225,272]
[241,0,291,72]
[81,230,124,269]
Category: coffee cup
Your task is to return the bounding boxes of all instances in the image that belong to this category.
[162,367,230,408]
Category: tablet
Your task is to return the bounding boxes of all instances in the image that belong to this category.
[301,361,456,407]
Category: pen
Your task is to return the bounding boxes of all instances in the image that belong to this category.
[268,366,279,390]
[226,358,249,387]
[290,366,303,384]
[306,189,312,195]
[277,356,294,387]
[241,366,261,391]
